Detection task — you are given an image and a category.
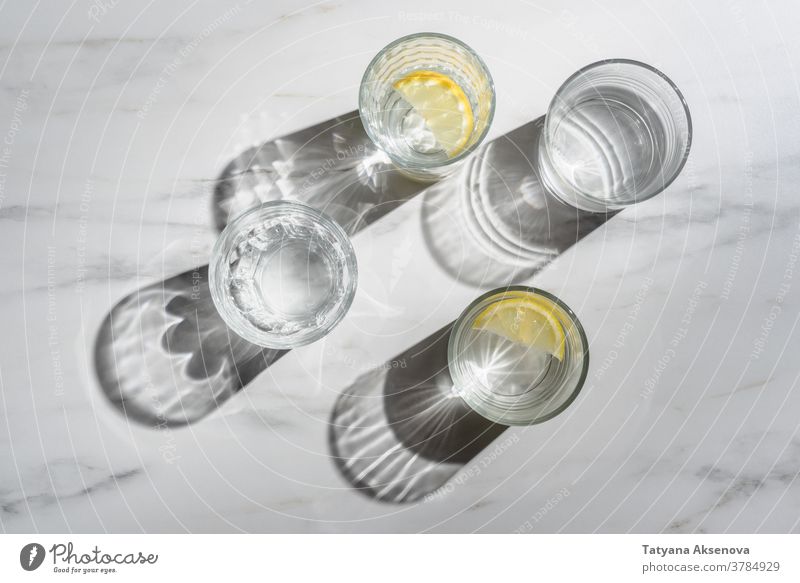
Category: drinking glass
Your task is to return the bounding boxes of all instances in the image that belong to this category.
[448,286,589,425]
[538,59,692,212]
[359,33,495,181]
[209,201,358,348]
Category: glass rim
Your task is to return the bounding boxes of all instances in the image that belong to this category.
[545,58,693,208]
[209,199,358,349]
[358,31,496,169]
[447,285,590,426]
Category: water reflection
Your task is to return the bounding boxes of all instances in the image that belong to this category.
[95,112,423,428]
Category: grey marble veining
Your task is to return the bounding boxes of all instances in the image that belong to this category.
[1,0,800,533]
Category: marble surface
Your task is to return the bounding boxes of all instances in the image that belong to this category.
[2,0,800,533]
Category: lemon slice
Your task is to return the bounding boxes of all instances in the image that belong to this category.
[472,295,566,361]
[393,70,474,157]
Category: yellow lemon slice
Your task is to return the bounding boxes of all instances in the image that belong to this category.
[472,295,566,361]
[393,70,474,157]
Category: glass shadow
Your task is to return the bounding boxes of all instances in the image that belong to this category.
[95,112,425,428]
[329,326,506,504]
[421,117,611,287]
[95,265,287,426]
[330,118,613,503]
[212,111,424,234]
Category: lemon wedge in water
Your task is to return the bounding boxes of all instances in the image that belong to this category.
[472,296,566,361]
[393,70,474,157]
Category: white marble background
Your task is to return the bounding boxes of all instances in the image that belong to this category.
[2,0,800,532]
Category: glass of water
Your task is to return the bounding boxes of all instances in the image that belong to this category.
[359,33,495,181]
[209,201,358,349]
[448,286,589,425]
[538,59,692,212]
